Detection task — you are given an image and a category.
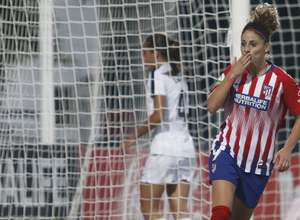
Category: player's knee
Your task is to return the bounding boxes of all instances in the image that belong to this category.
[211,205,231,220]
[140,199,150,214]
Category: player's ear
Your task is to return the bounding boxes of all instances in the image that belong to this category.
[155,49,161,59]
[265,42,270,54]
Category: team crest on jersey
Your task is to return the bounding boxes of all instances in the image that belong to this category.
[211,163,217,173]
[262,85,273,97]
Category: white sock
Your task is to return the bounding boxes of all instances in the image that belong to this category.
[156,218,166,220]
[179,218,192,220]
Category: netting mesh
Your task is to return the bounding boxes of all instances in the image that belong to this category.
[0,0,299,219]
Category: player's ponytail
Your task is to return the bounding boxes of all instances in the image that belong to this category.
[168,39,181,76]
[243,3,280,42]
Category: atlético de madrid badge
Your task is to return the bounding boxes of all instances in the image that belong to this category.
[263,85,273,97]
[212,163,217,173]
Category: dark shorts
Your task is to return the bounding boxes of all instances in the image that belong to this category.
[209,147,269,208]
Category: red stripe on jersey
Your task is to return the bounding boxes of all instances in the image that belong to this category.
[250,73,272,172]
[261,123,274,175]
[251,121,264,173]
[251,73,272,172]
[241,76,258,169]
[261,75,286,174]
[232,72,248,157]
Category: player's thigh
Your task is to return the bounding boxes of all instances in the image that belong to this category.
[211,179,236,209]
[168,181,190,198]
[231,195,254,220]
[140,183,151,200]
[140,184,165,220]
[235,171,269,209]
[178,181,190,198]
[140,183,165,206]
[166,182,191,219]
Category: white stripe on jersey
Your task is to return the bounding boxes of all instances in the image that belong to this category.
[245,74,266,172]
[260,82,284,175]
[236,74,252,169]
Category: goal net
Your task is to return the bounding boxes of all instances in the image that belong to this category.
[0,0,299,219]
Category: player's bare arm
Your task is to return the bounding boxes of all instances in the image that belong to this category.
[122,95,166,152]
[273,112,300,172]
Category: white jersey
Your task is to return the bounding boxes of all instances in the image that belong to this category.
[146,63,195,158]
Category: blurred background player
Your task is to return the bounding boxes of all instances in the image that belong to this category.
[123,33,196,220]
[207,3,300,220]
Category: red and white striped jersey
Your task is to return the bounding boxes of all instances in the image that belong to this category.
[211,63,300,176]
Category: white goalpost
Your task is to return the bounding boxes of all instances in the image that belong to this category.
[0,0,300,220]
[39,0,54,145]
[230,0,250,59]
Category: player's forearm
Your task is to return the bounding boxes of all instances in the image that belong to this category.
[131,110,165,140]
[283,114,300,152]
[207,75,235,114]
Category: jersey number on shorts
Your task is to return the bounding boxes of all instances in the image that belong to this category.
[212,149,222,161]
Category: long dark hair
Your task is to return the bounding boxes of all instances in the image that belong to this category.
[144,34,181,76]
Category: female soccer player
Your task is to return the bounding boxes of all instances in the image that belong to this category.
[123,34,196,220]
[207,3,300,220]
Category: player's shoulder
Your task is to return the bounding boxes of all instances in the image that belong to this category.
[272,64,287,76]
[271,64,295,83]
[154,64,171,75]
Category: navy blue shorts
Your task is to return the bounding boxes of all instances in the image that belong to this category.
[209,148,269,208]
